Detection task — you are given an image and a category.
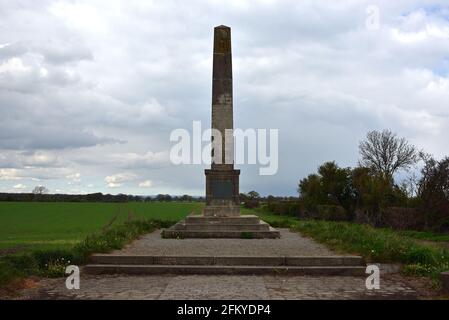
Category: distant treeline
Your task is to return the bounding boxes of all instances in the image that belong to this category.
[0,192,204,203]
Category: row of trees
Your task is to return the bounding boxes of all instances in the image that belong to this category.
[296,130,449,231]
[0,192,204,203]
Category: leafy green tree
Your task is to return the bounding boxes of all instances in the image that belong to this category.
[418,156,449,230]
[298,162,355,212]
[247,191,260,200]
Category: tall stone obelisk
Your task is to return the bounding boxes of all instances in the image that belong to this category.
[161,26,279,238]
[204,25,240,217]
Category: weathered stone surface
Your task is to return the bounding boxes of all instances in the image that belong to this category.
[88,255,365,267]
[162,214,280,239]
[204,25,240,216]
[185,215,260,224]
[15,274,422,300]
[161,229,280,239]
[124,228,335,256]
[442,271,449,294]
[84,264,367,276]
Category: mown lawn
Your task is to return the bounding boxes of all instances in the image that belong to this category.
[0,201,203,253]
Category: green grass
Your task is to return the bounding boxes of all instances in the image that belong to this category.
[249,210,449,282]
[0,201,203,253]
[398,230,449,242]
[0,219,167,288]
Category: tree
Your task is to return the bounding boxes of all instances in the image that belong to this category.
[359,130,418,179]
[241,191,261,208]
[298,162,355,211]
[32,185,48,194]
[247,191,260,200]
[180,194,193,202]
[298,173,325,210]
[417,156,449,230]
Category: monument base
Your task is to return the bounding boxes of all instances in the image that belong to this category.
[202,201,240,217]
[204,168,240,216]
[161,214,280,239]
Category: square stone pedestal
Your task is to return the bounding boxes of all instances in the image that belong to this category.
[203,168,240,217]
[442,271,449,294]
[161,214,280,239]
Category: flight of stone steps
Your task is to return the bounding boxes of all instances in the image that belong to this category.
[161,215,281,239]
[84,255,366,276]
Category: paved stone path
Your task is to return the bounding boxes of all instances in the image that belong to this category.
[17,274,420,300]
[9,228,439,299]
[111,229,337,256]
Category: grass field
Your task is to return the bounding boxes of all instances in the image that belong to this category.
[0,201,203,254]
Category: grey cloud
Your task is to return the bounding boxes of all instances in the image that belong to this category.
[1,0,448,196]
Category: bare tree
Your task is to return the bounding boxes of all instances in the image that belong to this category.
[359,130,418,179]
[32,185,48,194]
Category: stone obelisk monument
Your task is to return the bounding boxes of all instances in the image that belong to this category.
[203,25,240,217]
[161,26,279,239]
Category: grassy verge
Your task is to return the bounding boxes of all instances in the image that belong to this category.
[0,219,176,289]
[253,211,449,282]
[398,230,449,242]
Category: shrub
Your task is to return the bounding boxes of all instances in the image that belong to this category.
[380,207,425,230]
[316,205,348,221]
[266,200,300,217]
[243,199,260,209]
[417,156,449,231]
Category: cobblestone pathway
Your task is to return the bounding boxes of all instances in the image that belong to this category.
[16,273,421,300]
[111,229,337,256]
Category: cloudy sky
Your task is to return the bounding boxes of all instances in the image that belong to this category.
[0,0,448,196]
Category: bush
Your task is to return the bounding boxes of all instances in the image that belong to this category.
[316,205,348,221]
[380,207,425,230]
[243,200,259,209]
[417,156,449,231]
[355,206,425,230]
[267,201,300,217]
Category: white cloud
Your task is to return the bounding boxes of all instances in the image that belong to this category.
[13,183,26,189]
[105,172,136,188]
[66,172,81,182]
[139,180,152,188]
[0,169,22,180]
[0,57,30,74]
[106,183,121,188]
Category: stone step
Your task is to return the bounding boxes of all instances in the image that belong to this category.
[185,215,260,225]
[90,255,365,267]
[161,228,280,239]
[174,222,271,232]
[84,264,367,276]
